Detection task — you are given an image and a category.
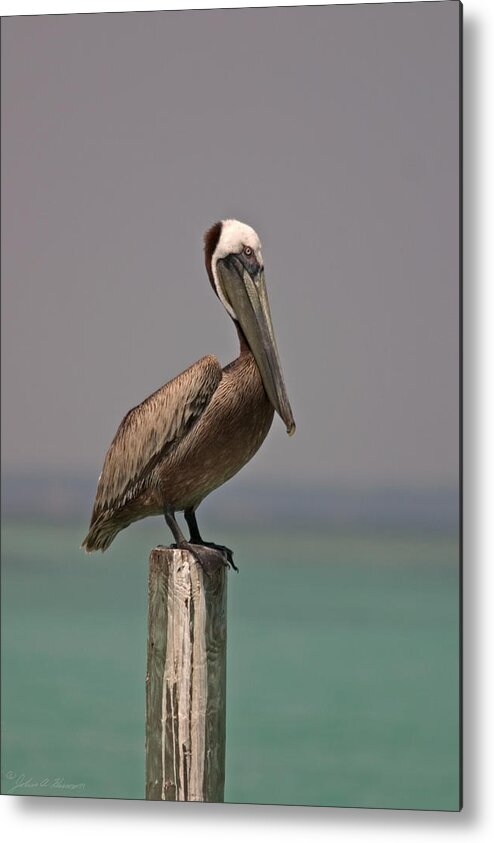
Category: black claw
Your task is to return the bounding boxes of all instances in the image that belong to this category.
[227,554,239,572]
[200,542,238,572]
[169,541,232,576]
[182,512,238,571]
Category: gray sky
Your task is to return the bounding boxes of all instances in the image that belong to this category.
[1,3,460,490]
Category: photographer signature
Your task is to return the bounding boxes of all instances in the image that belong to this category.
[2,769,86,794]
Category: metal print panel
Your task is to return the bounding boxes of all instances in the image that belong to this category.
[1,1,461,810]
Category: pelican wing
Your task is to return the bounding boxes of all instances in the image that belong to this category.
[89,354,222,520]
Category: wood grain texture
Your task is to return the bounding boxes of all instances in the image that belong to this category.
[145,547,227,802]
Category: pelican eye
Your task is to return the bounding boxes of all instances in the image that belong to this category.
[243,246,253,257]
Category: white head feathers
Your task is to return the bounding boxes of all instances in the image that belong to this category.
[212,219,263,262]
[210,219,263,319]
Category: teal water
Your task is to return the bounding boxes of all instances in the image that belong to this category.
[1,520,460,809]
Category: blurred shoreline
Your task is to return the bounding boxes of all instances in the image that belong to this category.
[1,469,459,534]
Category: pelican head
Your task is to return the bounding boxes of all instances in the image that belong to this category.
[204,219,295,436]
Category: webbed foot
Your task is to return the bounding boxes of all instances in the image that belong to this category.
[198,542,238,572]
[170,541,233,575]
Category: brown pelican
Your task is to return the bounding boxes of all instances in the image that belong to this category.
[82,219,295,571]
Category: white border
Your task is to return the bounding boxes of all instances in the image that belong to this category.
[0,0,453,17]
[2,1,493,842]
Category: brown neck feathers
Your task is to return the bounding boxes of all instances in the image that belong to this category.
[203,221,223,292]
[203,220,251,357]
[235,321,251,356]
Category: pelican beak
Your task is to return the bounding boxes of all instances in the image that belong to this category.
[216,255,296,435]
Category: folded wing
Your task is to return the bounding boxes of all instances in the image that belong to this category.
[85,354,222,531]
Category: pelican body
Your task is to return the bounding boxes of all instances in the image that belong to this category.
[82,220,295,569]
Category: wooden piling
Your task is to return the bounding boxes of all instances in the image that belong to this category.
[145,547,227,801]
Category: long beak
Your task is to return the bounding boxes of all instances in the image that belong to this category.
[216,257,296,435]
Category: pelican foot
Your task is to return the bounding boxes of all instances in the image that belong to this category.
[199,542,238,572]
[170,541,233,575]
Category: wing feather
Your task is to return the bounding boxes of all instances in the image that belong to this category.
[89,354,222,521]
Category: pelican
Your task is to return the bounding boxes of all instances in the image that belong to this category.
[82,219,295,571]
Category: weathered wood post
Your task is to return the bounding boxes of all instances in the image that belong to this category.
[145,547,227,801]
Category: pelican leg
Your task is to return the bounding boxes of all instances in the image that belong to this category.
[183,509,203,544]
[164,505,231,575]
[164,506,188,544]
[184,509,238,572]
